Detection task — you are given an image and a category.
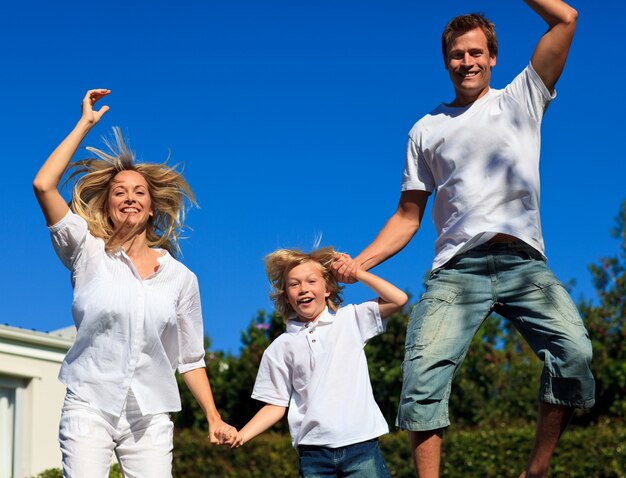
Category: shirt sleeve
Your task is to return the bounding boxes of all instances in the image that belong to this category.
[251,342,292,407]
[401,133,436,193]
[47,210,89,272]
[505,63,555,122]
[352,301,386,344]
[176,270,207,374]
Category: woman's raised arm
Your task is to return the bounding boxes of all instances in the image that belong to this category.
[33,89,110,225]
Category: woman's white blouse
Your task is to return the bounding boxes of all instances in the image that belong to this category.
[49,210,206,417]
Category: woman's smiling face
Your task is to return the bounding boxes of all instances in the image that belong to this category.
[106,170,153,231]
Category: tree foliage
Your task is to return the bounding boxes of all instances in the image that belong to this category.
[579,200,626,420]
[365,303,411,427]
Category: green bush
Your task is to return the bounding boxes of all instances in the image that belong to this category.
[172,420,625,478]
[440,419,626,478]
[33,464,121,478]
[32,470,62,478]
[173,429,297,477]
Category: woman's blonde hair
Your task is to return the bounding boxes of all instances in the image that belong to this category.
[264,246,344,321]
[65,127,196,255]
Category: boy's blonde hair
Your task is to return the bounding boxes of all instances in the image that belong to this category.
[65,127,196,255]
[265,247,344,321]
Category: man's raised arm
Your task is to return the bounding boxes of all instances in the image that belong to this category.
[526,0,578,92]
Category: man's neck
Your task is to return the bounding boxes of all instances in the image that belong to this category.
[449,86,491,107]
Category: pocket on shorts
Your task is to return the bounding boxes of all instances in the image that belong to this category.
[533,279,583,326]
[405,287,459,349]
[145,414,174,448]
[59,406,94,439]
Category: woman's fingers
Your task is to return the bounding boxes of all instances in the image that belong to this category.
[81,89,111,123]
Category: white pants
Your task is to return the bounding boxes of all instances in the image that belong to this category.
[59,389,173,478]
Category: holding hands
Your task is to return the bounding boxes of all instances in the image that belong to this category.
[214,424,244,448]
[208,418,238,446]
[334,251,408,318]
[331,252,360,284]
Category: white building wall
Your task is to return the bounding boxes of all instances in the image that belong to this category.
[0,326,73,478]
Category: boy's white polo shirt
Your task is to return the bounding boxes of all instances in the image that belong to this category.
[252,301,389,448]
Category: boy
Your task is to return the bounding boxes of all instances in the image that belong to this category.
[220,247,407,477]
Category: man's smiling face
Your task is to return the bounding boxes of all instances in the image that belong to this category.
[445,27,497,106]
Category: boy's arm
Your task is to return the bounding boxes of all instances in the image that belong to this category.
[525,0,578,92]
[233,404,287,447]
[354,268,408,319]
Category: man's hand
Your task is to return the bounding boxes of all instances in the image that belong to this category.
[331,252,359,284]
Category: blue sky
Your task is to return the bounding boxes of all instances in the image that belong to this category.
[3,0,624,354]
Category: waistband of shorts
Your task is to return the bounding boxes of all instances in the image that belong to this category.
[450,239,544,262]
[472,239,529,252]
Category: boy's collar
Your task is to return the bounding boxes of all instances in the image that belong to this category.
[286,307,334,334]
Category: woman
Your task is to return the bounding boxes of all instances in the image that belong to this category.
[33,89,234,477]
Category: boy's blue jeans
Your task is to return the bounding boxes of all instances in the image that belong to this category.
[396,241,595,431]
[298,438,390,477]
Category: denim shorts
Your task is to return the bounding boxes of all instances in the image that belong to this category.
[396,241,595,432]
[298,438,390,478]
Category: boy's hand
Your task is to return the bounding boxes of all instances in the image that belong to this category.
[230,432,245,448]
[331,253,359,283]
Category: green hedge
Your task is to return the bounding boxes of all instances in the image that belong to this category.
[33,464,121,478]
[35,420,625,478]
[438,420,625,477]
[174,431,296,478]
[172,420,625,478]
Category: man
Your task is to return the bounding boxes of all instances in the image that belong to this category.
[332,1,594,477]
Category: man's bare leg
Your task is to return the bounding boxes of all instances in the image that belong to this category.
[410,429,444,478]
[519,402,574,478]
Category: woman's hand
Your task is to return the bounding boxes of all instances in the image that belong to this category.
[80,88,110,127]
[211,419,242,447]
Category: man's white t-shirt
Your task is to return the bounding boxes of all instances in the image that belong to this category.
[402,63,555,269]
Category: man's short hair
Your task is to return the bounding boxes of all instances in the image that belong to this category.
[441,13,498,61]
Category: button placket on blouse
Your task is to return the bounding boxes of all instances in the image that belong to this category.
[120,252,146,391]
